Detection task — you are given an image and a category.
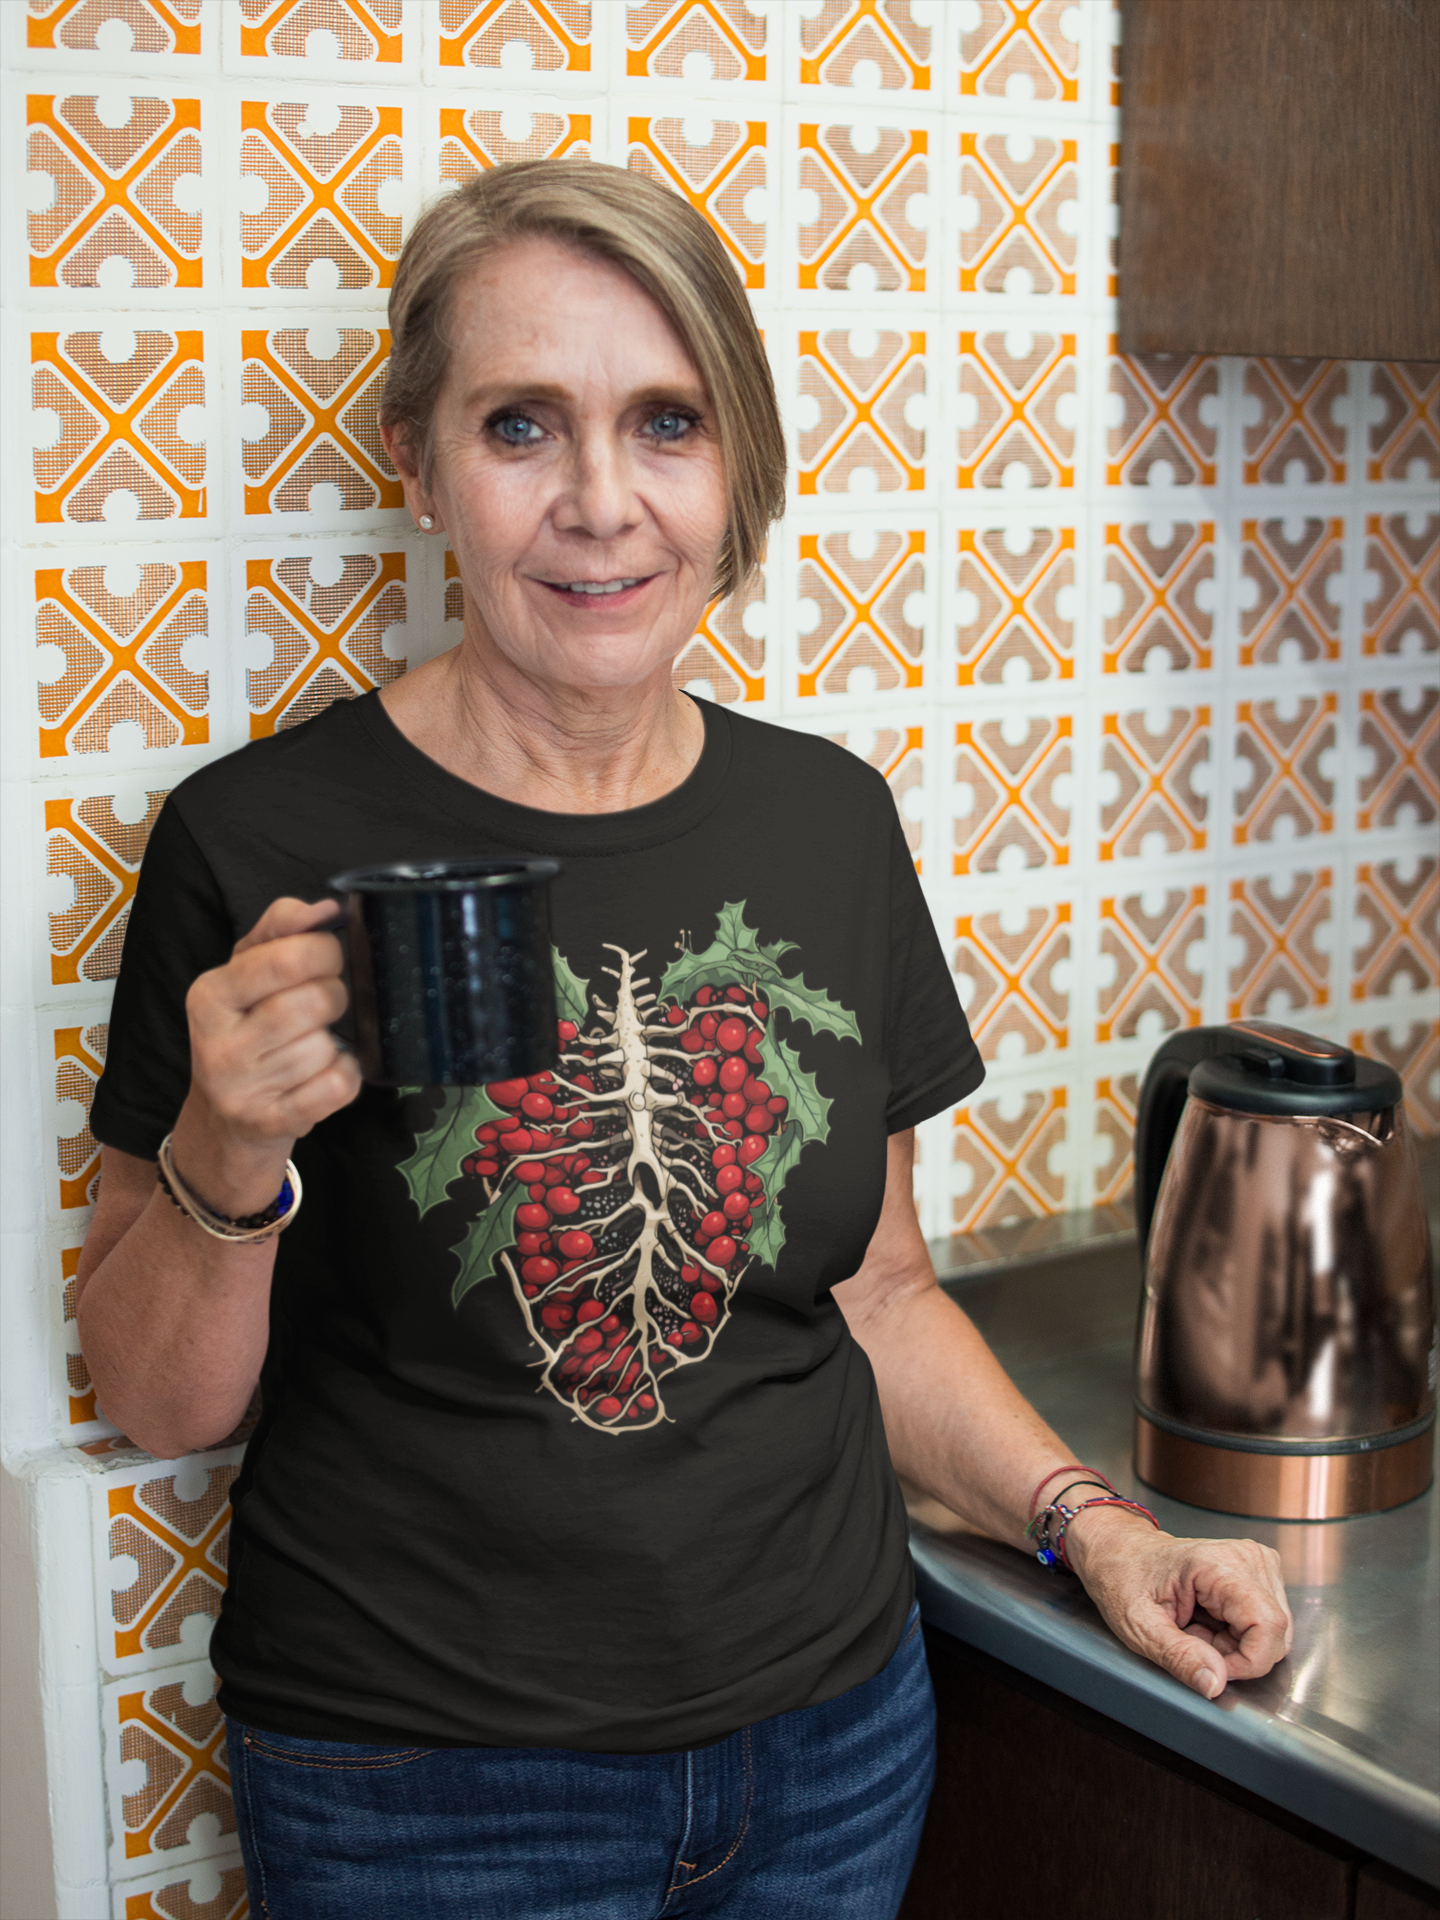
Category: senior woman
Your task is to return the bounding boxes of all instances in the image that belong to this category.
[77,163,1290,1920]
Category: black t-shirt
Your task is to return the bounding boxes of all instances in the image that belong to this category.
[92,692,983,1752]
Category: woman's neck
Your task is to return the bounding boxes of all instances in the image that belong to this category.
[378,634,708,816]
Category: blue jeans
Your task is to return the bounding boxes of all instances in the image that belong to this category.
[227,1603,934,1919]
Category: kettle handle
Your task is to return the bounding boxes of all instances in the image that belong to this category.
[1134,1027,1238,1257]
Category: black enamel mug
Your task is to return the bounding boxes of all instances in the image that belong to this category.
[329,857,560,1087]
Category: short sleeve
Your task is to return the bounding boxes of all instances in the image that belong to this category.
[883,821,984,1133]
[90,798,237,1160]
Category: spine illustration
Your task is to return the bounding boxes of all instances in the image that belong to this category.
[401,904,860,1435]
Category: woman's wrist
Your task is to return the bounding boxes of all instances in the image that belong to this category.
[1061,1498,1163,1581]
[168,1094,296,1220]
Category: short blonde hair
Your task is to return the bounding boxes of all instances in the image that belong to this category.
[380,161,786,601]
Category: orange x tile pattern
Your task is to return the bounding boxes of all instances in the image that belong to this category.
[1365,363,1439,484]
[951,1085,1067,1231]
[1103,522,1213,674]
[1091,1072,1139,1206]
[46,789,169,986]
[28,94,203,291]
[1096,887,1205,1044]
[629,0,766,81]
[27,0,202,53]
[439,105,592,183]
[798,528,925,695]
[241,326,400,516]
[32,329,206,524]
[956,525,1074,685]
[1241,357,1348,486]
[672,571,768,705]
[239,100,402,291]
[1352,1019,1440,1135]
[1233,694,1337,844]
[105,1462,238,1670]
[799,1,930,89]
[110,1667,234,1867]
[245,550,407,736]
[1238,517,1342,667]
[957,131,1077,296]
[1363,512,1439,659]
[36,560,210,759]
[957,329,1074,489]
[628,116,767,289]
[1227,868,1332,1020]
[55,1020,108,1210]
[959,0,1081,102]
[440,0,591,71]
[797,123,927,293]
[953,714,1071,873]
[1106,347,1217,487]
[797,328,927,494]
[1352,857,1439,1004]
[954,901,1071,1060]
[1099,706,1209,860]
[1357,687,1440,834]
[59,1244,98,1427]
[123,1862,250,1920]
[238,0,402,61]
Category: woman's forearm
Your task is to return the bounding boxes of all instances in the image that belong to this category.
[76,1147,279,1458]
[850,1277,1083,1550]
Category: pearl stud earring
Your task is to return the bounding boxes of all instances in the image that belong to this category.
[418,513,435,531]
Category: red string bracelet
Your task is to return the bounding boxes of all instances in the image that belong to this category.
[1027,1464,1116,1521]
[1051,1495,1160,1572]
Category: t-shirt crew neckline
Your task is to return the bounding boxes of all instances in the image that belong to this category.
[353,689,733,858]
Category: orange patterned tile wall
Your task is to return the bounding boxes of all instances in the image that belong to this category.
[2,4,1436,1905]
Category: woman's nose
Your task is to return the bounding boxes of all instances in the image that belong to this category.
[553,436,642,544]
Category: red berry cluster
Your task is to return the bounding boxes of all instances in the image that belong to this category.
[667,983,785,1271]
[452,980,784,1432]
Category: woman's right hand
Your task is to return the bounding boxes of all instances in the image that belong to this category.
[169,897,362,1213]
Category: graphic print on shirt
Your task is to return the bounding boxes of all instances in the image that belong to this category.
[399,903,861,1435]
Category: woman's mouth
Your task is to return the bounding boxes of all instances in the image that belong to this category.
[540,575,655,607]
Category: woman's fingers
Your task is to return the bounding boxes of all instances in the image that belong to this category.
[183,896,357,1147]
[1117,1592,1230,1698]
[232,896,341,958]
[1081,1530,1292,1701]
[1189,1543,1293,1681]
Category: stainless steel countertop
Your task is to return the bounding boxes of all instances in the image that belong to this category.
[908,1237,1440,1888]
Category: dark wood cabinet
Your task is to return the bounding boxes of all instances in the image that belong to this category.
[901,1627,1373,1920]
[1119,0,1440,361]
[1357,1861,1440,1920]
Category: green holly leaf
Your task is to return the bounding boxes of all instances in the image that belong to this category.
[554,948,589,1028]
[452,1181,524,1310]
[744,1121,808,1267]
[399,1085,509,1218]
[761,1030,832,1148]
[659,901,861,1046]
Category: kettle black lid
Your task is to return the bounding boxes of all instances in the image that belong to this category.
[1188,1022,1403,1117]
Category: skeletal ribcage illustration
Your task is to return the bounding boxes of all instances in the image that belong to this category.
[459,947,788,1433]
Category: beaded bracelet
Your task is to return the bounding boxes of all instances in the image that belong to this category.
[1028,1492,1160,1572]
[156,1133,302,1244]
[1026,1485,1111,1568]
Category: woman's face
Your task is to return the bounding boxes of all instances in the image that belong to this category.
[395,236,729,698]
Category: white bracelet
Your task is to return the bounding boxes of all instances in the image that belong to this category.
[155,1134,302,1243]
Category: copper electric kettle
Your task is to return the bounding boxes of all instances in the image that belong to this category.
[1133,1021,1436,1520]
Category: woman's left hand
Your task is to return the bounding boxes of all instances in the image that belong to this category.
[1064,1506,1293,1700]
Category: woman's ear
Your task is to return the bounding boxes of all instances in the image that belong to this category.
[379,421,438,531]
[380,419,421,483]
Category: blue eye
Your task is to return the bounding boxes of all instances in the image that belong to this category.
[647,410,695,441]
[491,413,543,446]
